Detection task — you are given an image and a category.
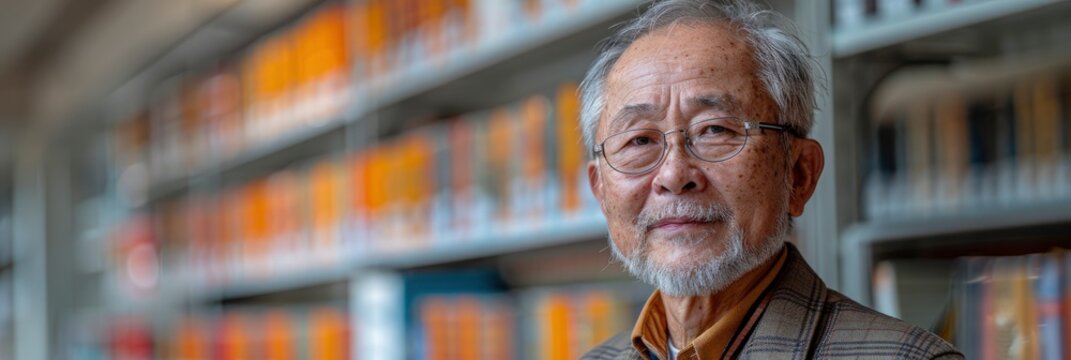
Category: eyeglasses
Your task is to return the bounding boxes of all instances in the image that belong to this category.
[593,117,795,175]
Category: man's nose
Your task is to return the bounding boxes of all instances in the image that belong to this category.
[651,134,706,195]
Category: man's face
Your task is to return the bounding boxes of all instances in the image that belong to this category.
[588,23,814,295]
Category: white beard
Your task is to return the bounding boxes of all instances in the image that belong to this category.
[609,201,789,296]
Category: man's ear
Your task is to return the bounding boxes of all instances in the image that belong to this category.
[587,160,603,202]
[788,138,824,217]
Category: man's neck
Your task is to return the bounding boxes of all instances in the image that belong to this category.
[661,252,783,350]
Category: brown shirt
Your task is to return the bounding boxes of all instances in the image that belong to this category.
[630,248,788,360]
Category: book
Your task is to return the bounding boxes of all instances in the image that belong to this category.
[309,158,343,263]
[515,95,552,231]
[1027,253,1063,360]
[553,82,585,219]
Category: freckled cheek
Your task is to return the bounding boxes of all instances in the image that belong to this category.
[721,151,783,213]
[602,178,647,222]
[602,184,647,254]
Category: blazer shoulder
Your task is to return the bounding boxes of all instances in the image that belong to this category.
[580,332,642,360]
[816,290,963,359]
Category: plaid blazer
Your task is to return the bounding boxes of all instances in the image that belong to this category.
[581,245,963,359]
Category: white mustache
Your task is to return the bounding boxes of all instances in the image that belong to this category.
[635,201,733,230]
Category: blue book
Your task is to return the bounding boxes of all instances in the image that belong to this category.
[1029,253,1063,360]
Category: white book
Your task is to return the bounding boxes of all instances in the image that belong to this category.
[353,272,405,360]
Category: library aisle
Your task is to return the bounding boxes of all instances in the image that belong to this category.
[0,0,1068,359]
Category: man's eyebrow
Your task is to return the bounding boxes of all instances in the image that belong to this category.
[608,103,661,127]
[687,95,741,113]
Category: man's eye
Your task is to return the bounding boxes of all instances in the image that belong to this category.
[628,136,654,146]
[700,125,730,135]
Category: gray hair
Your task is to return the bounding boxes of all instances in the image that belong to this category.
[579,0,819,150]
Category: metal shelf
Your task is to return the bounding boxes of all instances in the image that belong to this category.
[147,113,350,201]
[181,215,608,302]
[839,198,1071,304]
[186,259,357,303]
[833,0,1067,57]
[846,198,1071,244]
[360,215,608,269]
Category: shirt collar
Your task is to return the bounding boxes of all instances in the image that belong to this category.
[630,246,788,359]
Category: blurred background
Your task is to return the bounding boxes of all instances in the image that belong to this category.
[0,0,1069,359]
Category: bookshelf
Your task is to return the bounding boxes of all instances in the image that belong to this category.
[834,0,1071,357]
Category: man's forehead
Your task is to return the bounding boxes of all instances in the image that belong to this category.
[609,94,743,124]
[605,24,754,92]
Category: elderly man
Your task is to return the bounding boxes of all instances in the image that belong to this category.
[579,1,961,359]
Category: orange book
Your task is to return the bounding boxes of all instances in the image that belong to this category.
[309,159,342,257]
[484,298,515,360]
[173,316,207,360]
[522,96,549,181]
[292,14,314,108]
[349,151,369,247]
[382,139,408,245]
[298,4,350,120]
[220,313,251,360]
[366,0,390,76]
[267,170,299,260]
[223,189,247,279]
[521,95,550,224]
[487,107,516,223]
[555,82,584,214]
[244,180,270,273]
[543,294,573,360]
[368,0,394,75]
[349,1,369,77]
[450,117,475,236]
[420,297,450,360]
[401,131,434,243]
[456,296,481,360]
[274,33,296,134]
[309,308,349,360]
[420,0,447,58]
[181,79,203,170]
[252,34,289,141]
[584,290,616,349]
[364,144,391,247]
[264,310,295,359]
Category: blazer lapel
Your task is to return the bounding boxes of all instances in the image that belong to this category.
[736,244,829,360]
